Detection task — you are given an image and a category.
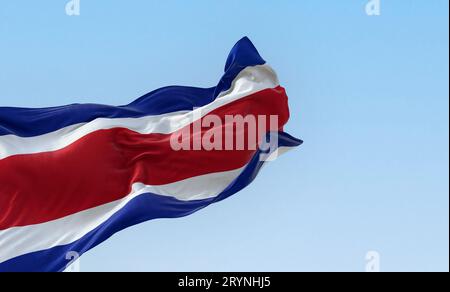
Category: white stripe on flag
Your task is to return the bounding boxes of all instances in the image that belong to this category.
[0,65,278,160]
[0,166,246,263]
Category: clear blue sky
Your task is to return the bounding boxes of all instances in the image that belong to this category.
[0,0,448,272]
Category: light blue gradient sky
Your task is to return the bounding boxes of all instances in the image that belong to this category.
[0,0,448,272]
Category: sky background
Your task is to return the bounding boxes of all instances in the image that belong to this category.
[0,0,448,272]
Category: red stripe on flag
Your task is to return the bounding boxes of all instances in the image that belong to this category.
[0,87,289,229]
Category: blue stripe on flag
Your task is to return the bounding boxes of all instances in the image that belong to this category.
[0,132,301,272]
[0,37,265,138]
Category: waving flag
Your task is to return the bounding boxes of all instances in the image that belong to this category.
[0,37,302,272]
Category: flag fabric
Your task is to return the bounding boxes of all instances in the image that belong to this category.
[0,37,302,272]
